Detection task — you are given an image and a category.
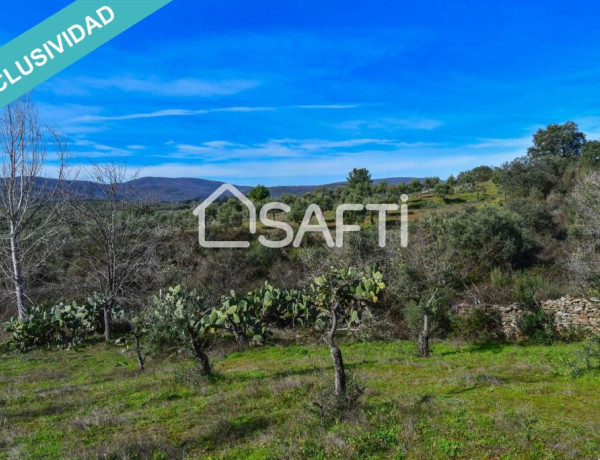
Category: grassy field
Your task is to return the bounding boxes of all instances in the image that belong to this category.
[1,339,599,459]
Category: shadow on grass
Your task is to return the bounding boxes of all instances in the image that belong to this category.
[192,415,273,448]
[438,341,507,356]
[443,197,466,204]
[466,342,507,354]
[6,401,78,420]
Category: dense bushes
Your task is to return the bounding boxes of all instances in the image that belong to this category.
[517,307,556,345]
[2,293,123,351]
[565,335,600,377]
[444,206,534,275]
[4,300,99,351]
[453,305,504,343]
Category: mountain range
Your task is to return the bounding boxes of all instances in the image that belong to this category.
[58,176,418,202]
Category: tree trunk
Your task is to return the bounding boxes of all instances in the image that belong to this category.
[235,332,249,348]
[103,304,111,341]
[324,307,346,397]
[230,323,249,348]
[418,308,430,358]
[134,334,145,373]
[9,228,25,319]
[190,334,211,376]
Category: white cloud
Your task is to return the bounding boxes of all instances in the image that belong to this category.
[165,138,404,161]
[291,138,396,150]
[40,133,527,183]
[463,136,531,150]
[49,76,261,97]
[127,135,526,183]
[70,139,134,157]
[338,117,444,131]
[69,104,357,123]
[294,104,359,110]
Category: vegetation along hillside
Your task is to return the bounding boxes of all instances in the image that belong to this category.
[2,100,600,459]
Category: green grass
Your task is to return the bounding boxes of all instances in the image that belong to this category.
[1,339,599,459]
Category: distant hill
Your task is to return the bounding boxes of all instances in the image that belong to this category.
[45,176,420,202]
[267,177,417,198]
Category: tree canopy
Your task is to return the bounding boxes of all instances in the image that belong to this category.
[527,122,585,159]
[248,184,270,202]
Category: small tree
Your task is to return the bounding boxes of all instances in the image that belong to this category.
[423,177,441,191]
[129,314,146,373]
[248,184,270,202]
[434,183,452,200]
[214,290,270,347]
[147,285,217,375]
[311,267,384,396]
[582,140,600,166]
[394,217,454,357]
[347,168,373,197]
[408,179,423,196]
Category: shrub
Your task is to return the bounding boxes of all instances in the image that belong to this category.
[172,360,215,387]
[454,305,504,343]
[243,242,280,276]
[557,324,587,343]
[565,335,600,377]
[444,207,534,276]
[507,197,557,235]
[356,309,394,342]
[517,307,556,345]
[312,370,365,424]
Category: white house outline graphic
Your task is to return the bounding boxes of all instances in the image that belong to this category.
[193,183,257,248]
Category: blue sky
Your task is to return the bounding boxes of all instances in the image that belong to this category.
[4,0,600,185]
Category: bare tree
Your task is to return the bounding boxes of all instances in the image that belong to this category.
[0,95,66,319]
[68,162,159,340]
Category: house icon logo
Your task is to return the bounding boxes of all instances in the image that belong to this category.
[193,183,256,248]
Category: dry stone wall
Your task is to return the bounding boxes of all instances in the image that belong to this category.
[496,296,600,339]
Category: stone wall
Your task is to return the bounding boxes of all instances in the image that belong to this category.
[496,296,600,339]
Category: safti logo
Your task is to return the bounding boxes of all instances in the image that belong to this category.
[193,184,409,249]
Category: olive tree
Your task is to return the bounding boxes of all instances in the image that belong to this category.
[434,183,452,201]
[394,217,454,357]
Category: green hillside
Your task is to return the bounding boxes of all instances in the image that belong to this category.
[2,340,599,459]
